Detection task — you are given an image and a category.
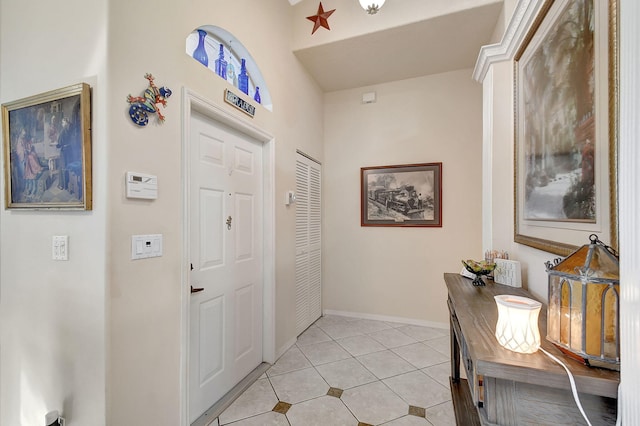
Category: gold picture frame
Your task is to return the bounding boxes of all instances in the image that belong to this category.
[2,83,92,210]
[514,0,618,256]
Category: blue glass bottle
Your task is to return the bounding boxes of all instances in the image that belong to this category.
[254,86,261,104]
[215,44,227,79]
[192,30,208,67]
[238,58,249,95]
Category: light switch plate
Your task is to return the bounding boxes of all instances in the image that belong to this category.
[494,259,522,287]
[131,234,163,260]
[52,235,68,261]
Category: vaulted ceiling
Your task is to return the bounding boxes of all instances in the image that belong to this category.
[289,0,504,92]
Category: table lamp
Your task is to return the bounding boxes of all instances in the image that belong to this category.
[494,294,542,354]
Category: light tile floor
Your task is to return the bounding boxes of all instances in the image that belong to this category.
[214,314,456,426]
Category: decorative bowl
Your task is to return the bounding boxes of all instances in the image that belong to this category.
[462,259,496,286]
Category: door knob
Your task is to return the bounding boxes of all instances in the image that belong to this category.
[226,216,232,230]
[191,285,204,294]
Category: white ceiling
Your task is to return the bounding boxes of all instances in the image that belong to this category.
[291,1,504,92]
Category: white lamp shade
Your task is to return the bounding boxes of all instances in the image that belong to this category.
[494,295,542,354]
[359,0,386,14]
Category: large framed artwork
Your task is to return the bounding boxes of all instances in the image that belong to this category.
[2,83,92,210]
[361,163,442,227]
[514,0,618,256]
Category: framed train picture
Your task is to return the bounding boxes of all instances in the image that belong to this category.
[361,163,442,227]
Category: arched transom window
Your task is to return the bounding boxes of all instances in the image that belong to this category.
[186,25,272,111]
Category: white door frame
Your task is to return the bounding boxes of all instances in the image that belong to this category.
[179,87,276,426]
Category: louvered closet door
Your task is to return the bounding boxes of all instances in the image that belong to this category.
[295,153,322,335]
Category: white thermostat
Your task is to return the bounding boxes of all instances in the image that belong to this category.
[494,259,522,287]
[126,172,158,199]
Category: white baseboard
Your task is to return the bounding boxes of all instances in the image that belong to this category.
[322,309,448,330]
[275,336,297,361]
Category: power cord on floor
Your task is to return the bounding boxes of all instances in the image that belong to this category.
[539,347,592,426]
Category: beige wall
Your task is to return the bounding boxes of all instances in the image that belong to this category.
[322,69,483,325]
[1,0,324,425]
[0,1,108,425]
[106,1,323,425]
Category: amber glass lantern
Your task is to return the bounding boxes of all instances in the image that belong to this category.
[545,234,619,370]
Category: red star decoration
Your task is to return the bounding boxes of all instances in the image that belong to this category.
[306,2,336,35]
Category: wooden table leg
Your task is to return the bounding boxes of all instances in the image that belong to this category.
[450,317,461,383]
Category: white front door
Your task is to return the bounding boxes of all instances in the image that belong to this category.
[188,111,264,423]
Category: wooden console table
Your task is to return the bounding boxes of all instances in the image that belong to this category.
[444,273,618,425]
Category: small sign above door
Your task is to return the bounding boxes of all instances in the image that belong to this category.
[224,89,255,118]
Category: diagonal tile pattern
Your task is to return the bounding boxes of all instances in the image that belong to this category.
[269,367,330,404]
[266,346,311,377]
[383,371,451,409]
[368,328,419,349]
[316,358,378,390]
[392,342,449,369]
[217,314,456,426]
[336,334,386,357]
[298,340,352,365]
[287,395,358,425]
[294,325,332,347]
[218,378,278,425]
[357,350,416,379]
[341,381,410,425]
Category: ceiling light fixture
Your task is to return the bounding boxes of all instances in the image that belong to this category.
[359,0,385,14]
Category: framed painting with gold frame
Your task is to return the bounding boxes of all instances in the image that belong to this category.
[514,0,618,256]
[2,83,92,210]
